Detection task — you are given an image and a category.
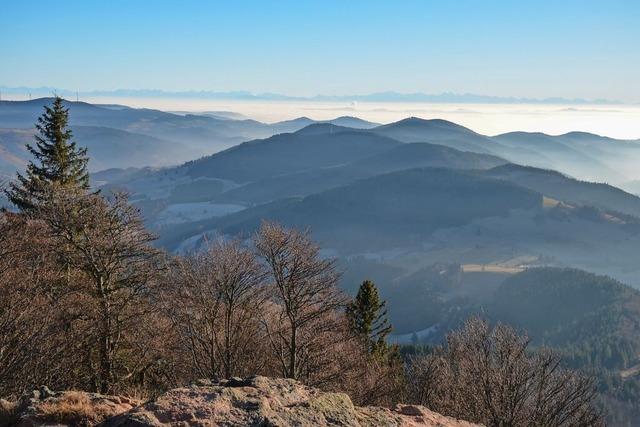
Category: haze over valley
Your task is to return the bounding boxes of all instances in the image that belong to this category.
[4,96,640,287]
[4,91,640,139]
[4,1,640,425]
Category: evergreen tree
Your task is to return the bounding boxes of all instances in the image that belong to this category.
[347,280,393,356]
[411,332,419,346]
[6,97,89,211]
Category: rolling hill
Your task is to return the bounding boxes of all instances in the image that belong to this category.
[489,268,640,349]
[370,118,638,184]
[389,266,640,426]
[213,167,542,245]
[283,117,638,184]
[84,119,640,293]
[493,132,629,183]
[482,164,640,217]
[6,100,640,423]
[371,117,499,154]
[0,126,199,172]
[218,142,506,205]
[8,99,640,321]
[5,98,640,185]
[0,99,383,177]
[270,116,379,134]
[181,130,402,182]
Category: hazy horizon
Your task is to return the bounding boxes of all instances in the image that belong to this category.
[4,94,640,140]
[4,3,640,423]
[4,1,639,138]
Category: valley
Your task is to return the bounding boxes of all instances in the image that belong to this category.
[5,3,640,425]
[7,99,640,311]
[4,97,640,424]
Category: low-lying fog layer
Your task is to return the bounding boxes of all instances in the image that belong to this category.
[76,96,640,140]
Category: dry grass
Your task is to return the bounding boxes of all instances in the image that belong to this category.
[38,391,117,425]
[0,399,18,427]
[118,384,152,402]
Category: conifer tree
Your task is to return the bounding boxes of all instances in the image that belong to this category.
[6,97,89,211]
[347,280,393,356]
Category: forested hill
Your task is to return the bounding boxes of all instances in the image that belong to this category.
[399,266,640,425]
[491,268,640,355]
[481,268,640,425]
[196,167,543,250]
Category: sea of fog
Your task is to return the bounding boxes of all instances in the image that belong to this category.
[67,96,640,140]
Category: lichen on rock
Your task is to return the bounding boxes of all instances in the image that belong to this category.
[104,376,478,427]
[3,377,479,427]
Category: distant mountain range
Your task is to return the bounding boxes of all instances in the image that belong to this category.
[5,98,639,184]
[0,87,623,104]
[6,97,640,289]
[6,96,640,425]
[76,112,640,291]
[0,98,379,175]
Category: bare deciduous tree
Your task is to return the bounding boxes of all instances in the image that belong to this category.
[0,214,68,397]
[164,239,267,379]
[0,212,101,397]
[34,186,163,393]
[406,317,604,426]
[255,221,346,380]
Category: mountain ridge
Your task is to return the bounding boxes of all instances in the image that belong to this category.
[1,87,623,104]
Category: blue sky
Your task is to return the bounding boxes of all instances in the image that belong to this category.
[1,0,639,101]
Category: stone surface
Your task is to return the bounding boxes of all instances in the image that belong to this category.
[104,376,479,427]
[3,377,479,427]
[7,388,137,427]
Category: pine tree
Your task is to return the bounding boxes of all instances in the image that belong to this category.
[6,97,89,211]
[347,280,393,356]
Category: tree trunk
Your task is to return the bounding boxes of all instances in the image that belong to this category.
[99,328,112,394]
[224,306,232,378]
[288,324,297,379]
[98,276,113,394]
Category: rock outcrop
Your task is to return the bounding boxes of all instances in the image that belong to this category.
[3,377,479,427]
[4,386,138,427]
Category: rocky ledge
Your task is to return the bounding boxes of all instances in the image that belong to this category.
[2,376,479,427]
[1,386,138,427]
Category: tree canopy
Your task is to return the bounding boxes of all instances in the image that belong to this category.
[347,280,393,357]
[6,96,89,211]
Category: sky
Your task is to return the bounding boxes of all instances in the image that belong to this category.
[1,0,639,102]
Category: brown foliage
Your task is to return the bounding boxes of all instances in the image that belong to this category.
[162,239,269,379]
[1,199,395,404]
[406,317,604,426]
[255,221,347,380]
[161,223,401,406]
[0,213,73,396]
[37,392,113,425]
[0,186,167,396]
[313,318,405,407]
[0,185,601,420]
[34,188,164,394]
[0,110,403,407]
